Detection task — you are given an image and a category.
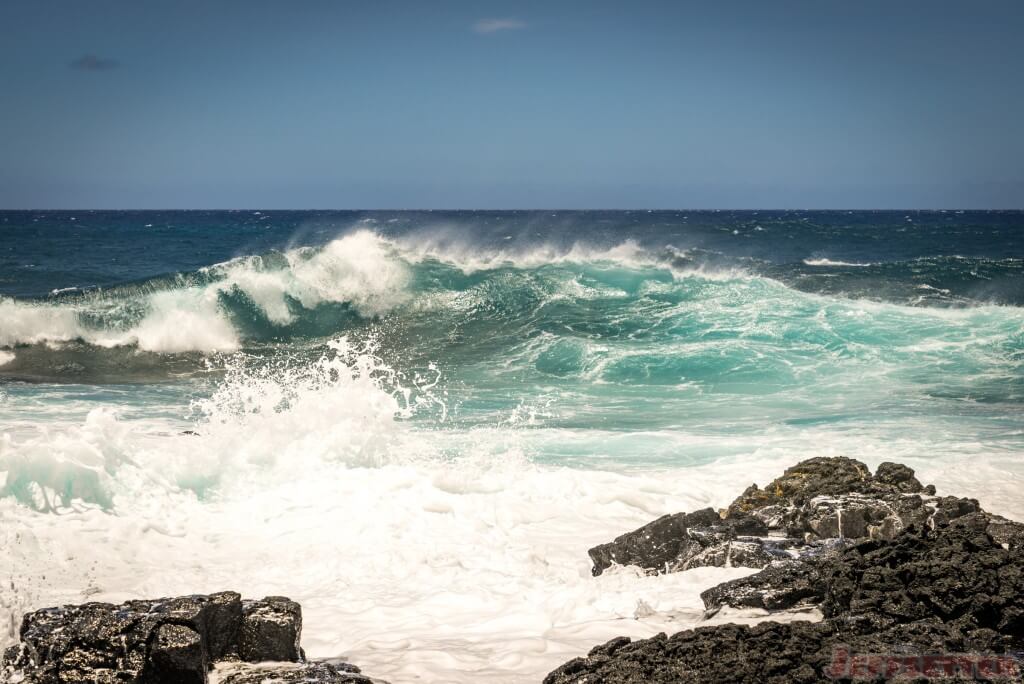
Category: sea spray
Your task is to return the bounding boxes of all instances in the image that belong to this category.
[2,211,1023,683]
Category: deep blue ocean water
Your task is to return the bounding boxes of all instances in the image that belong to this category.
[3,210,1023,301]
[1,210,1023,680]
[1,210,1022,449]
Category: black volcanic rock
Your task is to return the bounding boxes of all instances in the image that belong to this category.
[147,624,207,684]
[587,509,715,576]
[819,514,1024,643]
[548,459,1024,684]
[2,594,380,684]
[239,596,303,663]
[544,618,1015,684]
[218,661,373,684]
[587,457,1009,579]
[725,456,881,515]
[549,521,1024,683]
[6,600,162,683]
[701,559,828,613]
[133,591,243,661]
[873,461,925,492]
[587,508,770,576]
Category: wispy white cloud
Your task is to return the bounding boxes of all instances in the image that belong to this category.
[70,54,119,71]
[472,18,527,34]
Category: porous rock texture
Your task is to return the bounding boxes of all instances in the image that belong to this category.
[549,457,1024,683]
[588,457,1019,579]
[216,661,374,684]
[1,593,382,684]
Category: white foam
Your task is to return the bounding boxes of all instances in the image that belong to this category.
[0,231,411,353]
[803,258,873,267]
[108,288,241,353]
[0,340,790,681]
[283,230,411,316]
[389,231,756,287]
[0,350,14,367]
[3,339,1024,683]
[0,292,241,354]
[0,299,83,347]
[0,228,738,354]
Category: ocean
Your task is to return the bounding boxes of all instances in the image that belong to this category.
[1,210,1023,682]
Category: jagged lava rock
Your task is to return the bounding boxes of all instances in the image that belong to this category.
[588,457,1011,579]
[550,518,1024,683]
[217,661,373,684]
[239,597,303,663]
[819,514,1024,643]
[148,624,207,684]
[588,508,769,576]
[873,461,926,492]
[725,458,948,544]
[4,595,235,684]
[543,618,1009,684]
[3,593,321,684]
[549,458,1024,683]
[725,457,923,516]
[701,559,828,613]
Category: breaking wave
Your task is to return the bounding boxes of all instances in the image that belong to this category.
[0,229,1021,387]
[2,213,1023,683]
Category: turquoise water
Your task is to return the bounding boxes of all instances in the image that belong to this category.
[1,211,1022,475]
[1,211,1022,681]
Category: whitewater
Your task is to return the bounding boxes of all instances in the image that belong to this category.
[1,211,1023,682]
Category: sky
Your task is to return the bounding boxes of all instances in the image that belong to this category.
[0,0,1022,209]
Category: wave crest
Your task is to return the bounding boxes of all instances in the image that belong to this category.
[1,230,1021,367]
[0,231,411,353]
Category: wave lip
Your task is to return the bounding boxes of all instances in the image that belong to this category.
[0,231,739,357]
[0,291,240,354]
[0,230,412,354]
[1,229,1022,367]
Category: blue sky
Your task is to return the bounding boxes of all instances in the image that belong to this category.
[1,0,1022,209]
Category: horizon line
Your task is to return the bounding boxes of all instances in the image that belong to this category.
[2,207,1022,213]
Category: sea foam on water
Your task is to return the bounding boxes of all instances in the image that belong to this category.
[2,215,1023,682]
[3,334,1024,682]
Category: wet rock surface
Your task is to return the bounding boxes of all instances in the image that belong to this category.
[701,558,828,613]
[588,457,1019,579]
[588,508,771,576]
[551,458,1024,683]
[2,594,383,684]
[544,618,1022,684]
[238,597,303,664]
[148,623,207,684]
[216,661,374,684]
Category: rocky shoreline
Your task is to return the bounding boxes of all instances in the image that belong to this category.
[547,457,1024,683]
[2,593,383,684]
[4,457,1023,683]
